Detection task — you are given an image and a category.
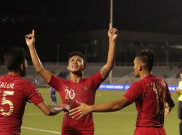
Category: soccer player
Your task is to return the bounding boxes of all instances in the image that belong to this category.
[70,49,175,135]
[0,47,69,135]
[50,86,57,105]
[25,26,117,134]
[33,76,38,87]
[175,71,182,135]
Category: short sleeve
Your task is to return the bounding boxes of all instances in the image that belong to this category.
[89,71,103,90]
[123,82,141,102]
[48,74,65,92]
[25,82,44,105]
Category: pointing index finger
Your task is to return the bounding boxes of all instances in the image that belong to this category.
[32,30,35,36]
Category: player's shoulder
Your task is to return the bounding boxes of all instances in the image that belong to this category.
[155,75,163,80]
[0,74,11,79]
[152,75,168,87]
[130,80,141,89]
[143,74,163,82]
[87,70,101,79]
[155,75,166,84]
[0,75,4,80]
[0,74,35,90]
[51,74,66,81]
[0,74,26,83]
[132,76,150,87]
[16,77,35,88]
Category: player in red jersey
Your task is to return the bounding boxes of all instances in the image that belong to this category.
[70,49,175,135]
[25,25,117,135]
[0,47,69,135]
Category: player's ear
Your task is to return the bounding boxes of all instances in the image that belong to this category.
[139,64,142,71]
[20,64,24,70]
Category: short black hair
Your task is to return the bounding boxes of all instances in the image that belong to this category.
[4,47,26,72]
[68,51,87,68]
[136,49,154,71]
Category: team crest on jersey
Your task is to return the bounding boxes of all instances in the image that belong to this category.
[84,86,88,90]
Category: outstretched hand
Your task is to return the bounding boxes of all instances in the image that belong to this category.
[25,30,35,48]
[69,101,92,120]
[108,23,118,41]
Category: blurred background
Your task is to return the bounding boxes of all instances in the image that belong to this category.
[1,0,182,85]
[1,0,182,63]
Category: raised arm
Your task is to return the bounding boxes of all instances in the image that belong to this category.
[37,102,70,116]
[69,96,130,120]
[100,25,118,80]
[25,30,51,83]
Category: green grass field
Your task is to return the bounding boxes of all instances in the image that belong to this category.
[21,88,179,135]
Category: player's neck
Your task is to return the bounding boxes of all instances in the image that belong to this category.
[8,71,21,77]
[70,73,82,83]
[139,71,151,80]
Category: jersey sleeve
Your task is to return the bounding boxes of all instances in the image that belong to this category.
[165,82,173,102]
[89,70,103,90]
[123,82,141,102]
[48,74,64,92]
[25,82,44,105]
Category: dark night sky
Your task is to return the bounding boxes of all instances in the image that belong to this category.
[1,0,182,33]
[0,0,182,62]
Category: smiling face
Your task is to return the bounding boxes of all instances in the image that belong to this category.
[67,55,85,74]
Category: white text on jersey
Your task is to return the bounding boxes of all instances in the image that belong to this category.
[0,82,14,89]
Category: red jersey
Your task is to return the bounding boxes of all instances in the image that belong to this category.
[124,75,172,128]
[49,71,103,134]
[0,74,44,135]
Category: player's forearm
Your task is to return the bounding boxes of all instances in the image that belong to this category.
[100,39,115,79]
[48,106,64,116]
[28,45,44,73]
[28,46,51,83]
[37,102,62,116]
[90,96,129,113]
[91,100,123,113]
[105,39,115,70]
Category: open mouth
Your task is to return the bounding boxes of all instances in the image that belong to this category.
[72,65,78,69]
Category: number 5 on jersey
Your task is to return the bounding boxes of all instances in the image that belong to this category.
[0,91,14,116]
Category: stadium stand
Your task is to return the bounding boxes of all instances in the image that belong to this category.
[0,64,181,86]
